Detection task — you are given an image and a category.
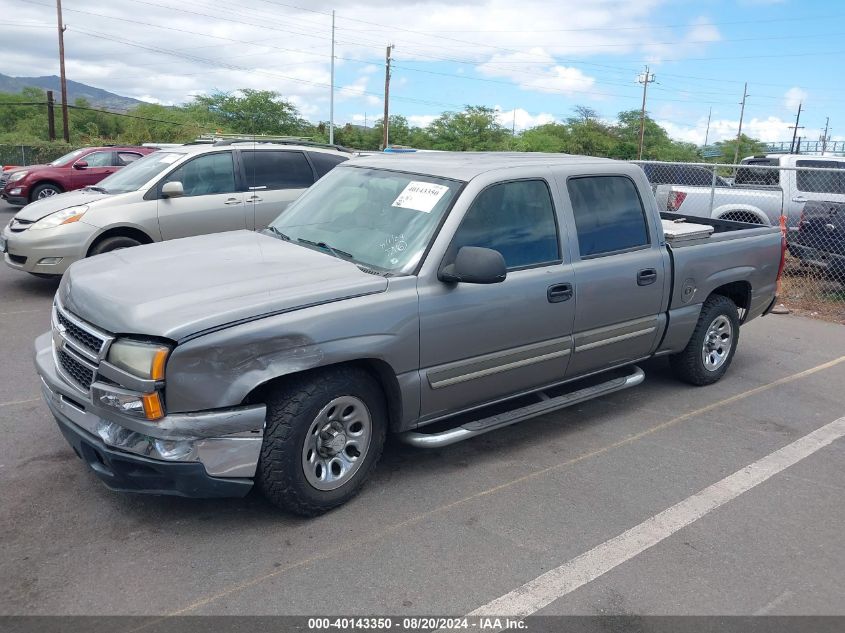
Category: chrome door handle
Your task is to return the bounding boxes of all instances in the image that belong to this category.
[246,195,263,202]
[792,196,808,203]
[224,198,241,205]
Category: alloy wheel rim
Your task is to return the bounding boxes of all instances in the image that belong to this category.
[302,395,371,491]
[38,189,58,198]
[702,315,733,371]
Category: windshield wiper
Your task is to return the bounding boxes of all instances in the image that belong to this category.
[296,238,354,261]
[84,185,108,193]
[264,226,291,241]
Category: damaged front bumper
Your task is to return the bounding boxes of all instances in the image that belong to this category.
[35,331,266,498]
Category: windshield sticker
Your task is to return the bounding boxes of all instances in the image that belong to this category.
[380,234,408,257]
[391,181,449,213]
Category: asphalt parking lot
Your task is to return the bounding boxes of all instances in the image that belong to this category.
[1,195,844,618]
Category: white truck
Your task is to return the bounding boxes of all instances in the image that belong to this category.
[648,154,845,230]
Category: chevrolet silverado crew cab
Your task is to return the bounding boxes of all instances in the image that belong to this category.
[35,153,784,516]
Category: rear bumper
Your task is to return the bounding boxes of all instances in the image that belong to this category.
[762,295,778,316]
[53,408,252,498]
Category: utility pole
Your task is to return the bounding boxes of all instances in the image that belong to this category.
[703,106,712,148]
[821,116,830,155]
[55,0,70,143]
[328,9,335,145]
[733,82,748,164]
[46,90,56,141]
[381,44,393,150]
[636,66,655,160]
[789,102,804,153]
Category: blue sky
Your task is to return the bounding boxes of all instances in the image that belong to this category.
[3,0,842,144]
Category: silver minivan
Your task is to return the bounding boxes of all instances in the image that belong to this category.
[1,142,350,277]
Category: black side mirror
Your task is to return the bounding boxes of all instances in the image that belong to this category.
[439,246,507,284]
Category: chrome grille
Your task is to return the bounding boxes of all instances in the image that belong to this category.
[52,301,114,393]
[0,173,9,189]
[57,349,95,390]
[56,309,105,356]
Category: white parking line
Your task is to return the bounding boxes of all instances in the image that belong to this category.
[0,397,40,408]
[467,415,845,620]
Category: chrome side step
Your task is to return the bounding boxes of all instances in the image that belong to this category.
[398,365,645,448]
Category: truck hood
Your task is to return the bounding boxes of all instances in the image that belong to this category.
[15,189,113,222]
[58,230,389,341]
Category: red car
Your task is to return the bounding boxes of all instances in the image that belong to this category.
[0,146,157,206]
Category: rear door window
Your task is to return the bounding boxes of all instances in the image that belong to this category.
[736,158,780,186]
[116,152,143,166]
[242,150,315,190]
[796,160,845,194]
[308,152,349,179]
[568,175,650,258]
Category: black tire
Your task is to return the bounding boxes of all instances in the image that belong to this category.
[88,236,142,256]
[257,366,387,516]
[669,295,740,386]
[30,183,63,201]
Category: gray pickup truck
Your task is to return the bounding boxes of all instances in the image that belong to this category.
[35,153,785,515]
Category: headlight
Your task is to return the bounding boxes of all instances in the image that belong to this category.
[8,171,28,182]
[30,205,88,230]
[107,339,171,380]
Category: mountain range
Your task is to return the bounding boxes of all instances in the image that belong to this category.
[0,73,143,111]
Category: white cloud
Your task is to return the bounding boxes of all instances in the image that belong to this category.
[784,87,808,111]
[494,107,556,131]
[642,16,720,63]
[478,49,597,97]
[659,116,825,146]
[407,114,438,128]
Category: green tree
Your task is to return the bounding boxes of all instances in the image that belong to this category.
[186,89,308,135]
[614,109,700,161]
[712,134,767,164]
[426,106,510,151]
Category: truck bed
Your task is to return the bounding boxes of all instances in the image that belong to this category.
[659,211,782,319]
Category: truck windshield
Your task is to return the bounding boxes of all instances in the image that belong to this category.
[95,152,185,194]
[269,166,462,274]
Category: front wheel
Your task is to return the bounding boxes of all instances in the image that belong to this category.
[257,367,387,516]
[670,295,740,386]
[30,183,63,201]
[88,236,142,256]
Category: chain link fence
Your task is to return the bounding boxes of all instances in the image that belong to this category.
[0,144,77,168]
[634,159,845,323]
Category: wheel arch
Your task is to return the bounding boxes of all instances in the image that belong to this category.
[86,225,154,257]
[713,205,771,226]
[708,280,751,320]
[242,358,404,432]
[28,180,64,201]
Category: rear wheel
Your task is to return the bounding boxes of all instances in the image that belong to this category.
[257,367,387,516]
[31,183,63,201]
[670,295,740,386]
[88,236,142,256]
